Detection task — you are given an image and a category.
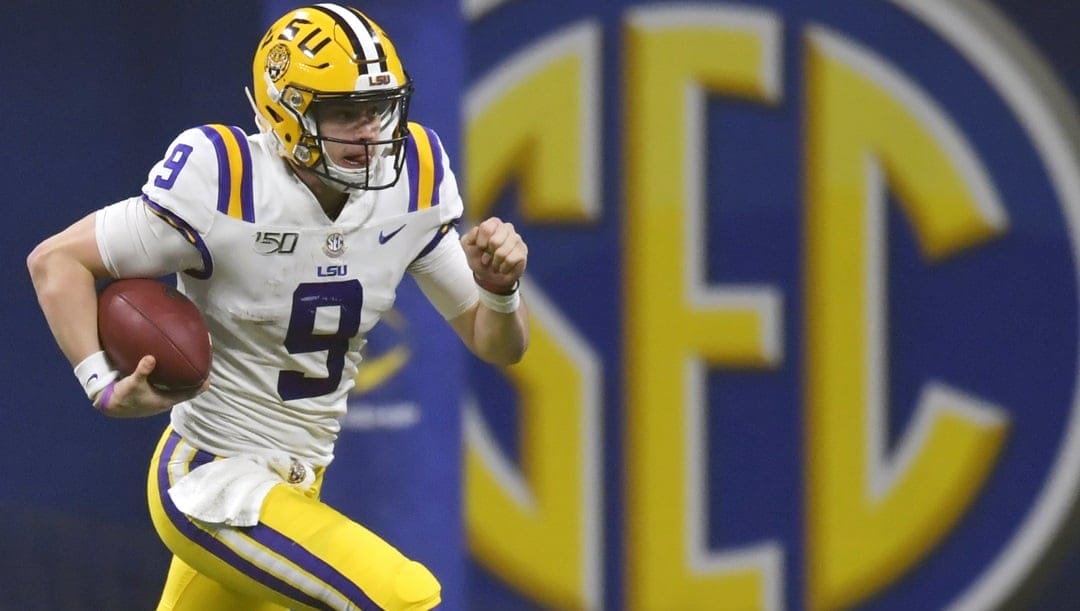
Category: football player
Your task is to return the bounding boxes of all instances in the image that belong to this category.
[26,4,528,610]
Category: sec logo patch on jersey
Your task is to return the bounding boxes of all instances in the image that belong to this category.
[324,232,347,257]
[462,1,1080,610]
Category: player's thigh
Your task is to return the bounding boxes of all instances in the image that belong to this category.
[157,555,288,611]
[255,484,442,610]
[148,428,439,610]
[147,432,318,609]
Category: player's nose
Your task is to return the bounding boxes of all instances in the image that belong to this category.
[349,116,381,140]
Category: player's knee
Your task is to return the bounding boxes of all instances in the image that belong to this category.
[388,560,441,610]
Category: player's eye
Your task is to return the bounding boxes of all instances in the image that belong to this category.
[316,102,387,125]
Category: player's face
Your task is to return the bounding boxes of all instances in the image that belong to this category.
[314,100,389,168]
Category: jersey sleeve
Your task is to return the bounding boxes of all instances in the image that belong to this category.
[409,226,479,320]
[96,196,208,279]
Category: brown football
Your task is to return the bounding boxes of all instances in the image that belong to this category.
[97,278,211,391]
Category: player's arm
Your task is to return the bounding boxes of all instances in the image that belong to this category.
[28,128,217,415]
[410,218,529,365]
[407,128,529,364]
[27,207,204,416]
[27,212,109,368]
[454,217,529,364]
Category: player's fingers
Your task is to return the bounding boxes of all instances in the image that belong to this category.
[461,225,479,247]
[462,228,493,265]
[134,355,157,378]
[496,252,525,276]
[475,227,493,252]
[489,224,525,272]
[479,222,510,259]
[499,244,527,275]
[490,221,512,246]
[475,217,508,252]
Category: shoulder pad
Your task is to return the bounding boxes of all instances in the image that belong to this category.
[141,125,257,232]
[404,122,464,223]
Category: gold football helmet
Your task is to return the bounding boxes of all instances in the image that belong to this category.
[251,3,412,190]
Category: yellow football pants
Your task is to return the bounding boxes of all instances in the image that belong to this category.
[147,426,441,610]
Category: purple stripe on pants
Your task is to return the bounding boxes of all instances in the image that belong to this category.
[244,521,380,609]
[156,432,332,610]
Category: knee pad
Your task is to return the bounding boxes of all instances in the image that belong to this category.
[388,560,441,610]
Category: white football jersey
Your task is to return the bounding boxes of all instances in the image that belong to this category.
[98,123,466,466]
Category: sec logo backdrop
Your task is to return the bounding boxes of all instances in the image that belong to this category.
[463,0,1079,609]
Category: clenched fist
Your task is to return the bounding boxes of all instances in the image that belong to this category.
[461,217,527,293]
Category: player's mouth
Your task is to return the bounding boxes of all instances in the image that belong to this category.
[340,152,369,167]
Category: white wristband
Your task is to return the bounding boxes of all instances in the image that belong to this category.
[74,350,121,400]
[477,283,521,314]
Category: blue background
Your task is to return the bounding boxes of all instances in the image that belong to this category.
[3,1,1079,609]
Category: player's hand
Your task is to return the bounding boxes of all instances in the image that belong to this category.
[461,217,527,293]
[94,355,209,418]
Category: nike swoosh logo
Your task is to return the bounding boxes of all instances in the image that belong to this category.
[378,224,406,244]
[87,373,99,384]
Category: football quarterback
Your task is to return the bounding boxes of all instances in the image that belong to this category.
[26,3,529,610]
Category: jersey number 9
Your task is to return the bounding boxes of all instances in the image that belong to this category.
[279,280,363,400]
